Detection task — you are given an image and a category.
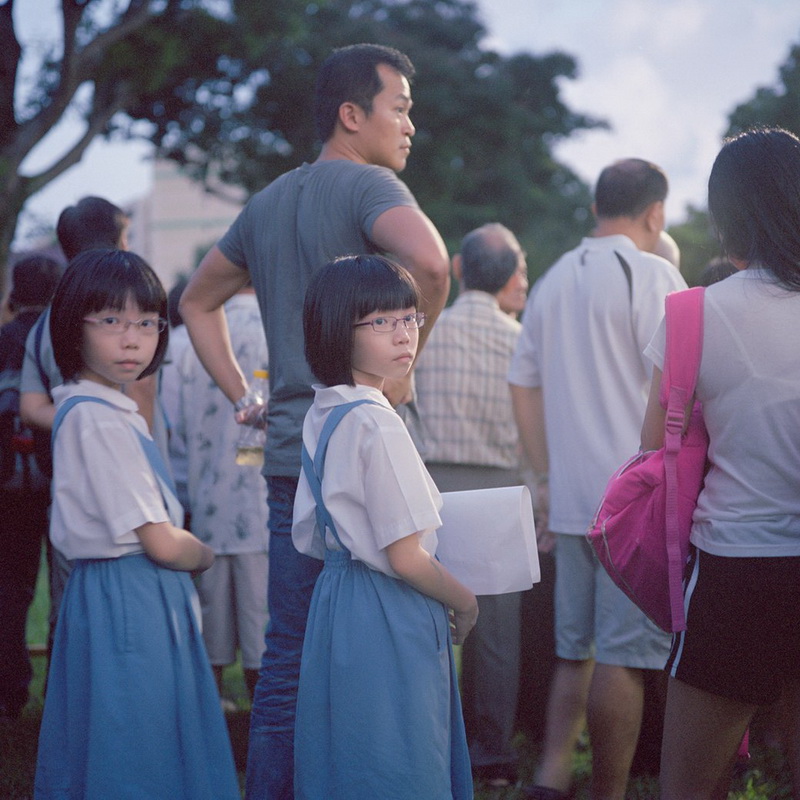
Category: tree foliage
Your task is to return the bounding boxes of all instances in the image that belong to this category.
[1,0,303,286]
[3,0,607,288]
[666,206,720,287]
[148,0,607,275]
[727,41,800,139]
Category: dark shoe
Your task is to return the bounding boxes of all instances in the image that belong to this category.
[521,785,570,800]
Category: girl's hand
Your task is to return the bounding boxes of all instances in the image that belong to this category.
[450,598,478,645]
[386,533,479,643]
[191,543,215,578]
[136,521,216,573]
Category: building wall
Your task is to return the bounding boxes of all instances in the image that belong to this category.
[129,159,245,293]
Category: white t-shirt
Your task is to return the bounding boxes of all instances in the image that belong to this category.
[645,269,800,557]
[509,234,686,534]
[50,380,176,560]
[292,384,442,577]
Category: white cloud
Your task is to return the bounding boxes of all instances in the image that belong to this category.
[480,0,800,221]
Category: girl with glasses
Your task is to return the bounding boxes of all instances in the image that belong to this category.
[293,254,478,799]
[35,249,239,799]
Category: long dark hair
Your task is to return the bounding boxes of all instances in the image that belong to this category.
[709,127,800,291]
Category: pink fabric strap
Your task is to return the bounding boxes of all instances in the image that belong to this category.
[661,287,705,631]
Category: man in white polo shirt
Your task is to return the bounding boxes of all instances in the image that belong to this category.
[509,159,686,800]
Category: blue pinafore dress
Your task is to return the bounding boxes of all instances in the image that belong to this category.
[35,396,240,800]
[294,400,473,800]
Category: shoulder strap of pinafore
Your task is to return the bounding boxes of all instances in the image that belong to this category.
[53,395,180,507]
[301,399,379,551]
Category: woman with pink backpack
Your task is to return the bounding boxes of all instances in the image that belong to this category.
[641,127,800,799]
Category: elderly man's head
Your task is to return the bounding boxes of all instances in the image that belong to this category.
[457,223,528,315]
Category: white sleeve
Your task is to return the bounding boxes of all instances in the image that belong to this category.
[56,405,170,542]
[361,411,441,549]
[508,283,543,388]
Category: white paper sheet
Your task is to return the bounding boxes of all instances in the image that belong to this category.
[435,485,540,595]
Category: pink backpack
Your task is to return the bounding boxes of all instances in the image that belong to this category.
[587,287,707,633]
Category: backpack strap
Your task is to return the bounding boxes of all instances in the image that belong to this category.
[614,251,633,304]
[660,287,705,412]
[661,287,705,630]
[301,399,379,552]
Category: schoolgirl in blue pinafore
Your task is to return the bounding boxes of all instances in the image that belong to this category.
[34,250,239,800]
[292,254,476,800]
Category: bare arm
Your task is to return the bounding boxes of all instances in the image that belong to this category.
[371,205,450,344]
[20,391,56,430]
[371,205,450,405]
[21,374,157,434]
[179,245,251,406]
[135,520,215,573]
[386,532,478,644]
[641,367,667,451]
[510,383,553,551]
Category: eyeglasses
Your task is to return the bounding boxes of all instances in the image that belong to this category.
[353,312,426,333]
[83,316,167,335]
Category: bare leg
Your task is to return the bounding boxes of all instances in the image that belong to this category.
[533,658,595,792]
[587,664,644,800]
[213,664,224,696]
[245,667,260,701]
[660,676,756,800]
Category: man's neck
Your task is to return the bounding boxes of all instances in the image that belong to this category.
[592,218,650,251]
[315,137,367,164]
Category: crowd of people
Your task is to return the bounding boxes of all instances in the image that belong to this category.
[1,40,798,800]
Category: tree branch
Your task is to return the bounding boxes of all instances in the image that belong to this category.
[0,0,21,142]
[24,81,133,197]
[8,0,164,167]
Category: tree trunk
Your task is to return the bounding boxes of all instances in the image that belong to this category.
[0,165,31,292]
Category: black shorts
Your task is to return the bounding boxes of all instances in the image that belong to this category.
[666,548,800,705]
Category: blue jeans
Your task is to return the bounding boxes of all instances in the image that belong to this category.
[245,476,322,800]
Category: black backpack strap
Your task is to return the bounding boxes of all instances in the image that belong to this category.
[614,251,633,304]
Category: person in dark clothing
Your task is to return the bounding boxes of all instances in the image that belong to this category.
[0,254,61,719]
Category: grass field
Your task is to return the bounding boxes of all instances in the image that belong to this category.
[0,552,793,799]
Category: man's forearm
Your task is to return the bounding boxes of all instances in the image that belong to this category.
[510,383,549,476]
[182,304,248,405]
[179,246,251,405]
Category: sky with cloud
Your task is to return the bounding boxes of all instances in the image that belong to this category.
[14,0,800,244]
[479,0,800,221]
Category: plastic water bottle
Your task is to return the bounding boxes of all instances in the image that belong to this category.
[235,369,268,467]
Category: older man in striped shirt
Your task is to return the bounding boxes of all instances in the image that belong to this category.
[415,222,529,789]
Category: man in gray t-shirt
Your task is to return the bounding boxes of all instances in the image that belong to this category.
[181,44,449,800]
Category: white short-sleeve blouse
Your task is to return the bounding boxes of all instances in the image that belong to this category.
[292,384,442,577]
[50,380,174,560]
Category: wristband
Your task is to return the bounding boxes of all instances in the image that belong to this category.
[234,396,249,413]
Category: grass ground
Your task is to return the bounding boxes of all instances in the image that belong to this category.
[1,552,793,799]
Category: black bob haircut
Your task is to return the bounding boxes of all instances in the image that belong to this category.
[50,248,169,383]
[304,254,420,387]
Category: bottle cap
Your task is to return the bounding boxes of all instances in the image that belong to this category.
[253,369,269,379]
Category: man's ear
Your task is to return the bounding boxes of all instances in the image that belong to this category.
[337,102,363,134]
[643,200,664,233]
[451,253,462,282]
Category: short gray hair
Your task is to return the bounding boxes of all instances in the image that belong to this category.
[460,223,521,295]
